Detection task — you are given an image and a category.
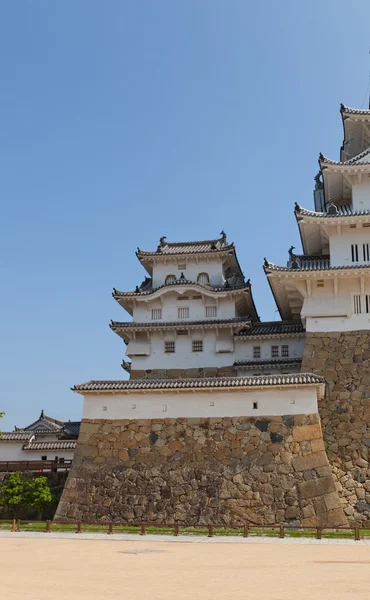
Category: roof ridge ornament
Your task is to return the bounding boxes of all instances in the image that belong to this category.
[314,172,323,190]
[220,230,227,244]
[327,203,339,215]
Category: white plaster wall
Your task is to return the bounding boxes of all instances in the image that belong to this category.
[132,292,236,322]
[301,277,370,332]
[129,330,235,369]
[82,387,319,420]
[152,258,226,288]
[0,443,75,462]
[234,338,304,362]
[329,225,370,267]
[352,178,370,211]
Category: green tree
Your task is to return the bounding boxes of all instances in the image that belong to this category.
[26,476,53,519]
[0,472,27,517]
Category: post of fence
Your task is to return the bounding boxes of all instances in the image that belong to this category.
[46,520,51,533]
[316,528,322,540]
[17,519,21,532]
[108,522,113,535]
[243,522,249,538]
[140,524,146,536]
[11,519,16,532]
[76,521,82,534]
[173,523,179,537]
[355,527,360,541]
[208,524,213,538]
[279,524,285,539]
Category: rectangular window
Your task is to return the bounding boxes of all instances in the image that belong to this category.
[363,243,370,262]
[151,308,162,320]
[253,346,261,359]
[281,345,289,357]
[41,456,47,461]
[177,296,189,301]
[206,306,217,318]
[253,402,258,410]
[192,340,203,352]
[366,295,370,314]
[178,307,189,319]
[351,244,359,262]
[178,263,186,270]
[271,345,279,358]
[317,280,324,288]
[164,341,175,353]
[354,295,362,314]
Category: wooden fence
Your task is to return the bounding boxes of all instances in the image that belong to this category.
[0,460,73,473]
[0,519,364,541]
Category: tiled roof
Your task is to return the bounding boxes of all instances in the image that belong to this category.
[0,432,35,442]
[264,258,370,272]
[24,411,64,433]
[340,104,370,116]
[113,278,250,298]
[72,373,324,393]
[295,204,370,218]
[22,440,77,451]
[234,358,302,368]
[319,151,370,167]
[62,422,81,438]
[136,236,234,257]
[235,321,304,337]
[111,317,249,330]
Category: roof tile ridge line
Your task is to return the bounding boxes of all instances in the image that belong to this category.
[110,316,249,326]
[344,147,370,164]
[112,279,251,297]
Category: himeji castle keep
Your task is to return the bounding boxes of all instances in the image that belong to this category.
[56,101,370,528]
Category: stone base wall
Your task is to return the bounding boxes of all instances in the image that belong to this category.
[55,414,346,527]
[302,331,370,524]
[130,366,237,380]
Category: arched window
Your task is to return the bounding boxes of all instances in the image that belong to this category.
[165,274,176,285]
[197,272,210,285]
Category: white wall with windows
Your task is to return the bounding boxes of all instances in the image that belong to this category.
[234,337,305,362]
[329,225,370,267]
[82,386,320,420]
[131,292,237,322]
[127,329,236,369]
[352,178,370,212]
[151,257,228,288]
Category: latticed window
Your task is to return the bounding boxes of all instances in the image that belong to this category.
[354,295,362,314]
[253,346,261,359]
[151,308,162,320]
[281,345,289,357]
[164,341,175,353]
[178,263,186,270]
[351,244,359,262]
[178,307,189,319]
[197,272,210,285]
[165,274,176,284]
[192,340,203,352]
[271,345,279,358]
[206,306,217,318]
[363,244,370,262]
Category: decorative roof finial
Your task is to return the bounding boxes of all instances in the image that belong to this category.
[288,246,296,259]
[137,247,141,253]
[179,272,185,280]
[159,236,167,246]
[263,257,269,267]
[135,286,140,293]
[220,230,227,243]
[40,409,44,418]
[294,202,301,213]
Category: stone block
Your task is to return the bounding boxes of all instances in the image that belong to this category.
[298,476,336,499]
[293,424,322,442]
[292,451,328,472]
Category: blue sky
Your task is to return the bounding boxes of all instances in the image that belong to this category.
[1,0,370,430]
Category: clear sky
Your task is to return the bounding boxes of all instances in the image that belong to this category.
[1,0,370,430]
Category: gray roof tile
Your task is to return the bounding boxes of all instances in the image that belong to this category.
[234,358,302,368]
[235,321,304,337]
[73,373,324,392]
[22,440,77,451]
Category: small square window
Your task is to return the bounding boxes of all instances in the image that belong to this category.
[41,456,47,461]
[151,308,162,320]
[271,345,279,358]
[253,402,258,410]
[192,340,203,352]
[178,307,189,319]
[281,345,289,357]
[164,341,175,353]
[253,346,261,359]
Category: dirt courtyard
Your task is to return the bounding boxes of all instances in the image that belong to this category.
[1,537,370,600]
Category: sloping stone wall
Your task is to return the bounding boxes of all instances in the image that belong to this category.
[302,331,370,525]
[55,414,346,527]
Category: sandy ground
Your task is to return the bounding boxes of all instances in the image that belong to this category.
[1,537,370,600]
